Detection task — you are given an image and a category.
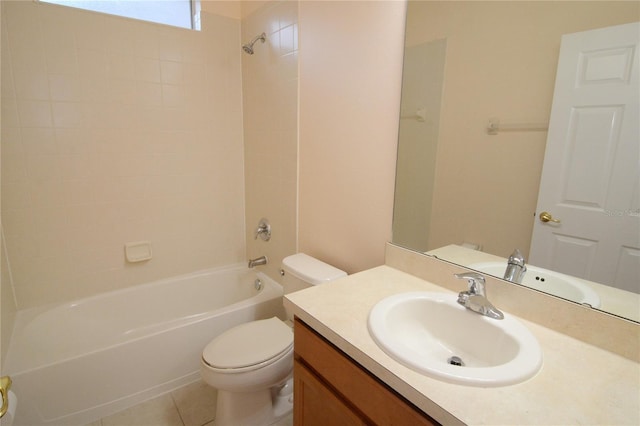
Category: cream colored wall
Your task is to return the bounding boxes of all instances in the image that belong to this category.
[406,1,639,258]
[0,1,14,367]
[298,0,405,274]
[241,1,298,280]
[1,1,245,309]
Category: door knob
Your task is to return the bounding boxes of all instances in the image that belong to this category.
[0,376,12,419]
[539,211,561,223]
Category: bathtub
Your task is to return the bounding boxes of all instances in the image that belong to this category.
[4,264,285,426]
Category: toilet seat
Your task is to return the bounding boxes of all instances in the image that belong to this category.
[202,317,293,373]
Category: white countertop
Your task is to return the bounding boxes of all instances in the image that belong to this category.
[284,265,640,425]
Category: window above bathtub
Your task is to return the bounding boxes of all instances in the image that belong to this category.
[39,0,201,30]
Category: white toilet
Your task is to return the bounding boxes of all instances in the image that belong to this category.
[200,253,347,426]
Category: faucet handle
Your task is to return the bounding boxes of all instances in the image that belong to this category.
[454,272,486,296]
[508,248,526,266]
[254,218,271,241]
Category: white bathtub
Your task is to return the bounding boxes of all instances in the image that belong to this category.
[4,264,285,426]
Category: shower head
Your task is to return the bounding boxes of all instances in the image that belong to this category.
[242,32,266,55]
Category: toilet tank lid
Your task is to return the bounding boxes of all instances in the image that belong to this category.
[282,253,347,285]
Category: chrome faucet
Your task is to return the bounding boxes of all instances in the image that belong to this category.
[248,256,268,268]
[455,272,504,320]
[503,249,527,284]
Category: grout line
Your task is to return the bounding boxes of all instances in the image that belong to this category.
[169,392,187,426]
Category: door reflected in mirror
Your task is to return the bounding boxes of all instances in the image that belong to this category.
[393,1,639,322]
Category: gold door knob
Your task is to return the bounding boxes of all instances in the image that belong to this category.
[0,376,12,419]
[539,211,561,223]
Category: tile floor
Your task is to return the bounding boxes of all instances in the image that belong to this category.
[85,380,293,426]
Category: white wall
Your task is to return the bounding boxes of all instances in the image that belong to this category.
[1,1,246,309]
[298,0,406,273]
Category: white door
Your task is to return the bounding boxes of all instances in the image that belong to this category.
[529,22,639,294]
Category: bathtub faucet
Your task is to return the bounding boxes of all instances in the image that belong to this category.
[248,256,268,268]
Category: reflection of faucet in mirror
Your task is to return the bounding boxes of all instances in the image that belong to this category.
[455,272,504,320]
[503,249,526,284]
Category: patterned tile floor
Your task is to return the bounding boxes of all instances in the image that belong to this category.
[85,380,293,426]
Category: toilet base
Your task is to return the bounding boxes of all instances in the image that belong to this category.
[215,379,294,426]
[271,378,294,421]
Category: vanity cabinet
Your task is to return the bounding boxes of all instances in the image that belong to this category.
[293,318,438,426]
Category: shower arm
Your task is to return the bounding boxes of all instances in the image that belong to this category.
[242,32,266,54]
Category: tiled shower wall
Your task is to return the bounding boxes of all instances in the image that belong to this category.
[1,1,246,309]
[242,2,298,281]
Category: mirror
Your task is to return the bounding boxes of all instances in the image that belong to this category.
[393,1,639,322]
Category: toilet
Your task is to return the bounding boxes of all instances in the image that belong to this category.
[200,253,347,426]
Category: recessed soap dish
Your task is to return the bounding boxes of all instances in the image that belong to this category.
[125,241,152,263]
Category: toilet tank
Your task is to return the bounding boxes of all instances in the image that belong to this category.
[281,253,347,294]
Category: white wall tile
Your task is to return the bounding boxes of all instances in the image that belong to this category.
[77,49,108,79]
[73,12,107,51]
[13,70,49,100]
[55,128,89,154]
[2,2,246,309]
[25,153,60,182]
[21,128,55,156]
[17,100,52,127]
[48,74,82,101]
[160,61,183,84]
[108,53,136,80]
[1,99,20,129]
[134,29,160,59]
[135,57,162,83]
[51,102,84,128]
[45,47,79,75]
[1,183,32,211]
[161,84,184,107]
[28,180,65,209]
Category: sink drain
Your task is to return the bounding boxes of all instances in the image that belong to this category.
[447,356,465,366]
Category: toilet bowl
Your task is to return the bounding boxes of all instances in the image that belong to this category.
[200,253,346,426]
[200,317,294,426]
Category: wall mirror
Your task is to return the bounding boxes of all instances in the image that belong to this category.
[393,1,639,322]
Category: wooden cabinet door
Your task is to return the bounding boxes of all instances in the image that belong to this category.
[294,319,438,426]
[294,360,366,426]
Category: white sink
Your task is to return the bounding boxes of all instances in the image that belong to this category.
[469,262,601,308]
[368,292,542,387]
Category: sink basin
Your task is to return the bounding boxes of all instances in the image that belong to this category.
[469,262,601,308]
[368,292,542,387]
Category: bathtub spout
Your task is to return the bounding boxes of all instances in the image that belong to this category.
[248,256,268,268]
